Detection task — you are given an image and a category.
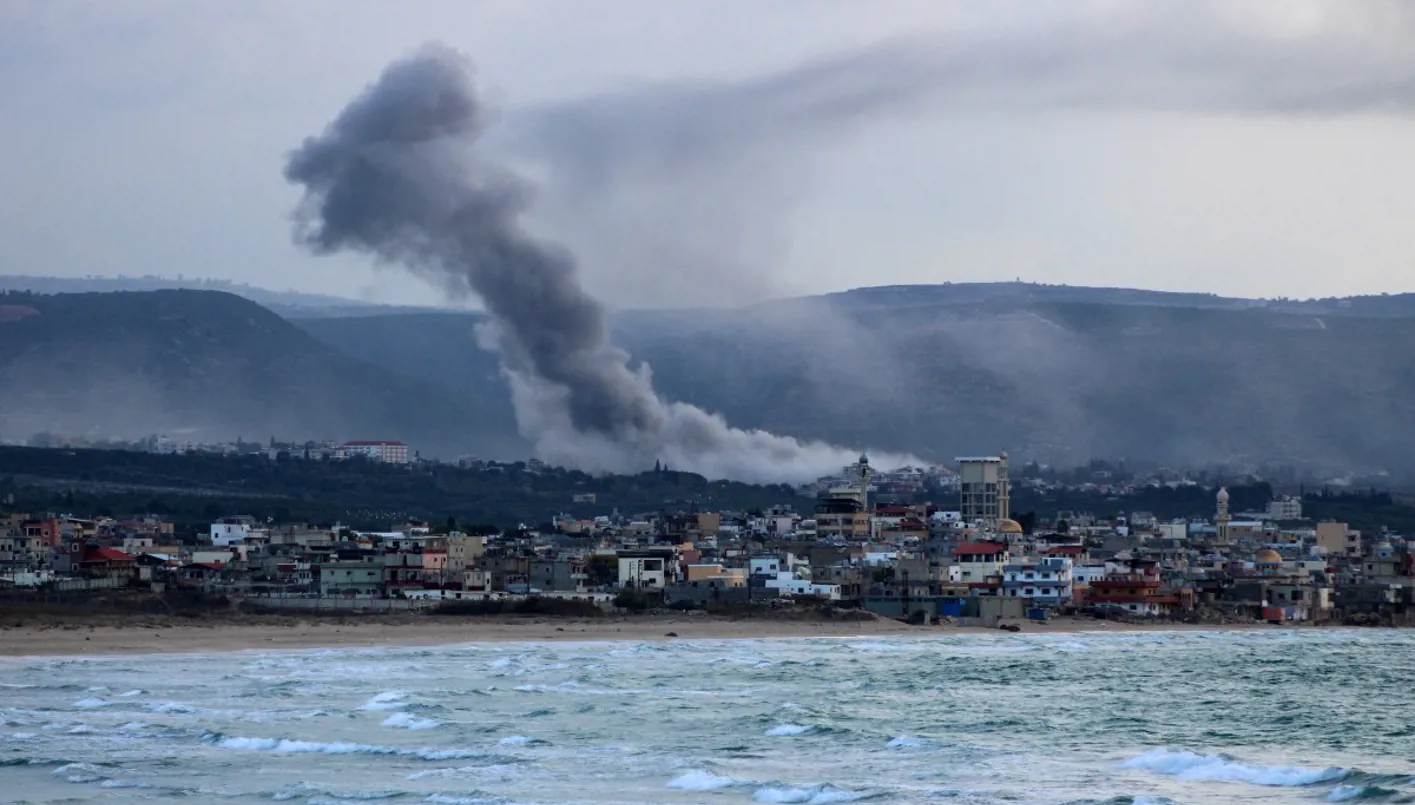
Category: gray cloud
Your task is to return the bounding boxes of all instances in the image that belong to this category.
[503,1,1415,305]
[284,43,916,481]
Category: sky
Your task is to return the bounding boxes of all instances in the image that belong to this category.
[2,0,1414,310]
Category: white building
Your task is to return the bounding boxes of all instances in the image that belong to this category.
[759,571,842,600]
[749,556,784,577]
[617,551,671,589]
[1002,557,1074,605]
[335,441,410,464]
[210,516,257,547]
[1268,496,1304,520]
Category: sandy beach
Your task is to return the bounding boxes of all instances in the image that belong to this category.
[0,614,1261,657]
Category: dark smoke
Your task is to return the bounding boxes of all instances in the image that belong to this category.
[284,44,915,482]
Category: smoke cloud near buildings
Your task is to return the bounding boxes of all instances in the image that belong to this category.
[284,43,916,482]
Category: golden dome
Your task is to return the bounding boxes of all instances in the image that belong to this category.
[997,518,1024,535]
[1255,548,1283,564]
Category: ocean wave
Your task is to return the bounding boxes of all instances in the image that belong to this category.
[765,724,815,737]
[1120,749,1347,786]
[271,781,410,800]
[423,795,507,805]
[1328,783,1403,802]
[71,698,111,709]
[213,734,487,760]
[382,712,441,731]
[53,761,107,784]
[498,735,548,746]
[667,770,750,791]
[752,784,869,804]
[145,701,199,714]
[360,691,411,711]
[886,736,930,749]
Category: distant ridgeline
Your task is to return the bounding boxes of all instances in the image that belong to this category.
[4,283,1415,474]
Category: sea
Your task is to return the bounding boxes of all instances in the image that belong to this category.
[2,629,1413,805]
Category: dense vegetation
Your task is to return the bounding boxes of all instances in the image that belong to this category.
[0,446,795,531]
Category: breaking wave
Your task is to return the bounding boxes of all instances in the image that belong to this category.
[667,770,750,791]
[1120,749,1348,786]
[381,712,441,731]
[752,784,871,804]
[765,723,815,737]
[212,735,487,761]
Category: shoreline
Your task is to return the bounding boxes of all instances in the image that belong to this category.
[0,614,1288,658]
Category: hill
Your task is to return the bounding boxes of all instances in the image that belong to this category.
[0,290,521,457]
[6,283,1414,476]
[0,275,448,319]
[297,285,1415,475]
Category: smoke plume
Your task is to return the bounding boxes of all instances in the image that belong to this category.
[284,44,914,482]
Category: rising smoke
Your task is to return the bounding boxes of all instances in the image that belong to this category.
[284,44,915,482]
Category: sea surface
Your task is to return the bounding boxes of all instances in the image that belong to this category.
[2,629,1413,805]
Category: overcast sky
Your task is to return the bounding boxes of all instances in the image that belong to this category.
[3,0,1414,309]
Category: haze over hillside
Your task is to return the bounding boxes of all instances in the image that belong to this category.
[299,285,1415,475]
[0,289,520,458]
[3,283,1413,478]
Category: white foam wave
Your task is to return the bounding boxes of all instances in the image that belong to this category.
[1120,749,1347,786]
[145,701,198,714]
[272,781,409,801]
[765,723,813,737]
[53,762,106,784]
[886,736,929,749]
[218,735,483,761]
[498,735,543,746]
[66,724,95,734]
[668,770,747,791]
[753,784,866,804]
[360,690,410,711]
[71,698,110,709]
[99,779,149,789]
[118,689,145,697]
[382,712,440,731]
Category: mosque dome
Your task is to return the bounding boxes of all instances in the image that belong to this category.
[1254,548,1283,564]
[1217,487,1230,504]
[998,519,1024,535]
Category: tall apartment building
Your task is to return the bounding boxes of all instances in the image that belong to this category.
[956,454,1010,532]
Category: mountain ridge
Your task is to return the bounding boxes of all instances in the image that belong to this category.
[3,284,1414,477]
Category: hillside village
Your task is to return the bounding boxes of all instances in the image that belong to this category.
[2,453,1412,627]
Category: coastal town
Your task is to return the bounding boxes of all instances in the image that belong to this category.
[3,448,1411,629]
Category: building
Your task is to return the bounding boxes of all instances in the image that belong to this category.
[1316,522,1361,557]
[1089,569,1179,616]
[211,516,257,547]
[319,560,385,597]
[954,541,1011,584]
[617,549,675,589]
[1214,487,1232,543]
[335,441,410,464]
[1002,557,1074,605]
[956,454,1010,532]
[1268,496,1303,521]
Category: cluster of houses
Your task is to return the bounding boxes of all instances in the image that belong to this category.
[2,455,1413,625]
